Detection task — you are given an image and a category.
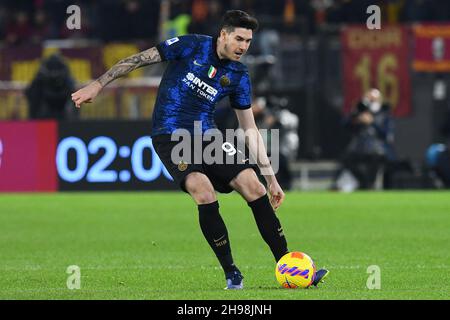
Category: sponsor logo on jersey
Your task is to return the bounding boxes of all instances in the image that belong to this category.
[183,72,218,102]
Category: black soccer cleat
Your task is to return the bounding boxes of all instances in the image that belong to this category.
[311,268,329,287]
[224,270,244,290]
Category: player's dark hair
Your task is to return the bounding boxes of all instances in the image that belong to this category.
[219,10,258,33]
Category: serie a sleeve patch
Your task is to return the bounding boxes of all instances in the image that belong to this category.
[165,37,179,46]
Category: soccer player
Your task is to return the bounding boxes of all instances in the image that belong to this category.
[71,10,328,289]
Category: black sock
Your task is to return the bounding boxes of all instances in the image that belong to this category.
[198,201,238,273]
[248,195,289,262]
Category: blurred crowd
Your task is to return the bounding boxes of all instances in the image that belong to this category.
[2,0,450,46]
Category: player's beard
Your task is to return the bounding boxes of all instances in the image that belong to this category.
[223,43,242,61]
[223,43,232,60]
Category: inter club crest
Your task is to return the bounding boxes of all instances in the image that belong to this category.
[220,75,230,87]
[178,161,188,172]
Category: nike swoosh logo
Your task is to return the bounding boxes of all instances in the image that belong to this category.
[213,235,226,242]
[193,60,204,67]
[277,227,283,232]
[242,158,249,163]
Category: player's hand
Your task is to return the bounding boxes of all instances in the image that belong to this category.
[71,81,102,108]
[267,179,285,210]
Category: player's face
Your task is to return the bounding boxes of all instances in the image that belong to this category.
[220,28,253,61]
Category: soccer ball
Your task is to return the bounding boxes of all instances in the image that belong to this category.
[275,251,316,288]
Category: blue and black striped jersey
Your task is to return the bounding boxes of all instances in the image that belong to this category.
[152,34,252,136]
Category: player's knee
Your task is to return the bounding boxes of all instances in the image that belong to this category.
[193,191,217,205]
[248,180,267,200]
[185,172,216,204]
[232,170,266,201]
[241,180,266,201]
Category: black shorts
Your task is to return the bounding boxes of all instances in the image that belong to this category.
[152,134,257,193]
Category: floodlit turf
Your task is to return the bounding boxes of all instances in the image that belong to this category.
[0,191,449,300]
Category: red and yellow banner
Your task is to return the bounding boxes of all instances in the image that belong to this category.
[413,24,450,72]
[0,43,151,83]
[341,25,411,117]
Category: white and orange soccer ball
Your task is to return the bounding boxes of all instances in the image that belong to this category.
[275,251,316,288]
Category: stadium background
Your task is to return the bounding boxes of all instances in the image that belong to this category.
[1,0,450,192]
[0,0,450,301]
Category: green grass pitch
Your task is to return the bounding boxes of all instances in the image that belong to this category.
[0,191,449,300]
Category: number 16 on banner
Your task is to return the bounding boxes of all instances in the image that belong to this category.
[342,26,411,117]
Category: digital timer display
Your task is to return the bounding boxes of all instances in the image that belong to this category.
[57,121,176,191]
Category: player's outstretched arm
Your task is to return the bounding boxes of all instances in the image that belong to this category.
[235,108,285,209]
[71,47,162,108]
